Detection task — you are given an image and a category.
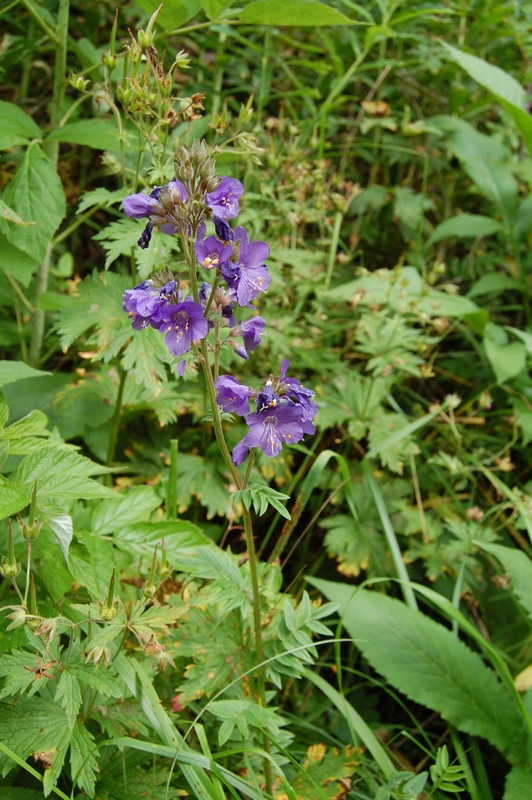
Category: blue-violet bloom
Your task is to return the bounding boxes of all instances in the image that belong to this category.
[230,317,266,359]
[195,236,233,270]
[213,215,234,241]
[122,280,178,330]
[158,297,208,357]
[215,375,254,416]
[221,226,270,306]
[123,180,188,248]
[205,177,244,220]
[232,405,307,465]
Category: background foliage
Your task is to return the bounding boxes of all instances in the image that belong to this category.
[3,0,532,798]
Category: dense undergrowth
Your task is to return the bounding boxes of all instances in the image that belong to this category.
[2,0,532,798]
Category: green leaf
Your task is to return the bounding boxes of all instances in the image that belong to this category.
[40,508,73,562]
[233,483,291,519]
[308,578,528,760]
[55,670,82,729]
[0,361,51,387]
[476,541,532,620]
[134,0,202,29]
[0,234,39,287]
[201,0,234,19]
[239,0,355,25]
[0,696,71,793]
[441,42,532,158]
[0,476,31,518]
[17,445,115,500]
[70,723,99,796]
[468,273,521,298]
[0,100,42,149]
[46,118,120,150]
[483,322,526,384]
[432,116,518,229]
[427,213,503,246]
[1,145,66,262]
[92,486,161,534]
[504,765,532,800]
[113,520,210,561]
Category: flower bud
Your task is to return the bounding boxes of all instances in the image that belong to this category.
[117,83,133,105]
[102,51,118,71]
[5,607,26,630]
[69,72,90,92]
[86,645,112,666]
[98,567,121,621]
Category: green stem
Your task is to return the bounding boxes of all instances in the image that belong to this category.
[23,541,32,609]
[105,366,127,480]
[167,439,178,520]
[29,0,70,366]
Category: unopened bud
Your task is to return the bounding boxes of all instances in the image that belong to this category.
[102,51,118,71]
[69,72,90,92]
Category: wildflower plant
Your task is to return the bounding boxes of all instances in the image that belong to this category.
[120,138,318,791]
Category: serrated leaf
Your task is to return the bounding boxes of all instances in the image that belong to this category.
[0,100,42,149]
[504,765,532,799]
[77,187,127,214]
[93,219,143,268]
[201,0,234,20]
[239,0,355,26]
[309,579,527,760]
[134,0,202,29]
[92,486,161,534]
[55,670,82,729]
[70,722,99,796]
[17,445,115,500]
[40,508,73,561]
[1,145,66,262]
[233,483,291,519]
[0,234,39,287]
[0,476,31,518]
[47,118,120,150]
[113,520,210,561]
[0,695,71,793]
[0,199,35,226]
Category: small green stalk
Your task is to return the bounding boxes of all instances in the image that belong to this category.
[167,439,179,519]
[29,0,70,366]
[105,366,127,483]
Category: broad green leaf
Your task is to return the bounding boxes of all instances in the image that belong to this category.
[468,273,521,298]
[17,446,115,500]
[134,0,202,29]
[201,0,234,19]
[46,118,120,150]
[483,322,526,384]
[55,670,82,729]
[1,145,66,262]
[0,100,42,149]
[92,486,161,534]
[432,116,518,229]
[442,42,532,158]
[112,520,210,561]
[0,476,31,518]
[476,541,532,620]
[0,234,39,287]
[309,578,528,760]
[504,765,532,800]
[0,361,51,387]
[41,508,73,562]
[239,0,355,25]
[427,213,503,246]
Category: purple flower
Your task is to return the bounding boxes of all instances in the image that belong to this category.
[277,359,318,423]
[255,382,281,412]
[195,236,233,270]
[232,406,307,465]
[122,280,179,330]
[158,297,208,357]
[230,317,266,359]
[213,215,234,241]
[205,177,244,220]
[215,375,254,416]
[221,226,270,306]
[123,180,188,248]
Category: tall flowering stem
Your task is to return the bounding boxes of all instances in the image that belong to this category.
[120,140,317,792]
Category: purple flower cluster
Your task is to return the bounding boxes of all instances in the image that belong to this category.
[121,152,316,466]
[122,281,207,363]
[215,360,317,465]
